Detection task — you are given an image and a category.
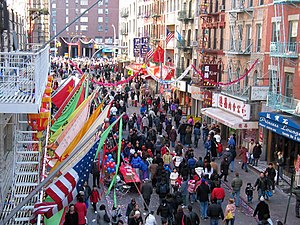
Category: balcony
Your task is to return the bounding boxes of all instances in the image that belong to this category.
[177,10,194,22]
[176,68,183,78]
[267,92,300,115]
[121,29,128,35]
[270,42,299,58]
[229,0,254,12]
[225,40,252,55]
[176,40,192,51]
[0,46,50,113]
[120,11,129,18]
[274,0,300,4]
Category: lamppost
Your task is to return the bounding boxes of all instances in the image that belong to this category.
[111,24,116,46]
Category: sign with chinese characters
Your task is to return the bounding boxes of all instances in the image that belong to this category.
[174,81,186,92]
[190,85,204,101]
[201,64,218,87]
[140,37,149,57]
[133,37,149,57]
[214,93,251,120]
[133,38,141,57]
[259,112,300,143]
[250,86,269,101]
[203,90,212,108]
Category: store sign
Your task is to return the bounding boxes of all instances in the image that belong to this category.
[201,64,218,87]
[259,114,300,143]
[190,85,204,101]
[250,86,269,101]
[174,81,186,92]
[133,37,149,57]
[215,93,251,120]
[203,90,212,108]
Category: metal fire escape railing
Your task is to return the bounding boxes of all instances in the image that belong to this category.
[0,46,50,113]
[0,115,46,224]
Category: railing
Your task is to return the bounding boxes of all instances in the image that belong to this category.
[121,29,128,35]
[177,10,194,21]
[120,10,129,18]
[226,40,252,54]
[274,0,300,3]
[176,40,192,50]
[222,85,251,100]
[270,42,299,58]
[0,45,50,113]
[267,92,300,114]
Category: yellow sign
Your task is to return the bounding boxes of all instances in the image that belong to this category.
[128,70,133,75]
[186,115,202,124]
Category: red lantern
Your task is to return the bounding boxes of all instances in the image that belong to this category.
[45,86,52,95]
[42,94,51,109]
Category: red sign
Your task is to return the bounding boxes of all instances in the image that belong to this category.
[201,64,218,87]
[203,90,212,108]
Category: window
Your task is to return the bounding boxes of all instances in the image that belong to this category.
[229,25,234,50]
[285,73,294,99]
[80,17,88,22]
[98,1,103,6]
[95,37,103,43]
[80,25,88,31]
[105,24,109,32]
[52,3,56,8]
[80,9,86,13]
[237,25,243,51]
[98,8,103,14]
[213,28,217,49]
[248,0,253,7]
[66,9,69,15]
[259,0,264,5]
[66,17,69,23]
[256,24,262,52]
[105,17,109,23]
[220,28,224,49]
[271,22,280,42]
[80,0,88,6]
[105,9,108,14]
[288,21,298,43]
[75,25,78,31]
[246,25,252,52]
[98,25,103,32]
[208,29,211,48]
[98,17,103,23]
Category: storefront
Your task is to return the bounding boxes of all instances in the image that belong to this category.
[170,80,191,115]
[259,112,300,179]
[201,93,259,147]
[190,85,203,117]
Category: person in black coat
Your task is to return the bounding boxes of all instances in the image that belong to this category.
[187,205,200,225]
[91,160,100,187]
[265,163,276,190]
[157,199,173,224]
[126,199,137,224]
[141,179,153,211]
[219,157,229,182]
[64,204,78,225]
[253,142,262,166]
[253,196,270,222]
[207,198,224,224]
[196,178,210,219]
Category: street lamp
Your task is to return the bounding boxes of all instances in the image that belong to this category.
[111,24,116,46]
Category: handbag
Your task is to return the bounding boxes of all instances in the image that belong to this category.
[266,190,273,197]
[225,210,234,220]
[104,211,111,223]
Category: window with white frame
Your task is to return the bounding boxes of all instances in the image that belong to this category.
[271,22,280,42]
[80,25,88,31]
[98,8,103,14]
[285,73,294,99]
[80,9,86,13]
[256,24,262,52]
[66,9,69,15]
[98,17,103,23]
[80,0,88,6]
[80,17,88,22]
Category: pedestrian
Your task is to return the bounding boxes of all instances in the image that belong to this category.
[74,196,87,225]
[204,136,212,154]
[265,163,276,191]
[174,206,184,225]
[207,198,224,225]
[276,151,284,181]
[187,204,200,225]
[145,211,157,225]
[292,186,300,218]
[187,178,196,204]
[141,179,153,211]
[254,172,268,200]
[157,199,173,225]
[111,206,122,225]
[90,185,100,213]
[91,160,100,187]
[245,183,254,203]
[239,146,249,172]
[224,198,236,225]
[202,122,209,143]
[193,124,201,148]
[231,173,243,207]
[170,168,179,192]
[253,196,271,224]
[82,181,91,209]
[126,198,137,224]
[211,182,225,206]
[219,157,229,182]
[252,142,262,166]
[156,178,170,203]
[185,124,193,146]
[169,126,177,148]
[64,204,78,225]
[163,150,173,167]
[196,178,210,220]
[130,210,143,225]
[248,139,255,165]
[179,178,189,206]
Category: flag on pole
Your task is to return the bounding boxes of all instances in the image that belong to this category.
[166,28,174,45]
[51,78,75,108]
[153,46,165,63]
[145,46,154,62]
[32,140,100,219]
[176,30,183,43]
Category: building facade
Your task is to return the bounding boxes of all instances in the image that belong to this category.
[51,0,119,57]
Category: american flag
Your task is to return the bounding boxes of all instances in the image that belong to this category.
[145,46,154,62]
[32,140,99,219]
[166,29,174,45]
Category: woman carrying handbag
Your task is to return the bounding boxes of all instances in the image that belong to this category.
[224,199,236,225]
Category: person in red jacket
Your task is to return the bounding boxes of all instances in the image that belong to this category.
[211,183,225,206]
[90,185,100,213]
[75,196,87,225]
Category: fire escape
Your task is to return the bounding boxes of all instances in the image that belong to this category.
[150,1,162,44]
[224,0,254,98]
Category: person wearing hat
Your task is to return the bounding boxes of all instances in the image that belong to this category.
[253,196,270,223]
[129,210,143,225]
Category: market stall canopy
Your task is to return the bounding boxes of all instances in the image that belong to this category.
[125,63,147,74]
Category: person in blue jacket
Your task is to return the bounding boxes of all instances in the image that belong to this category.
[130,152,142,178]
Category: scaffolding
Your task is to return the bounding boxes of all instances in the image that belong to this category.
[267,0,300,114]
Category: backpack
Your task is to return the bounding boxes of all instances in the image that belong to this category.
[159,183,169,195]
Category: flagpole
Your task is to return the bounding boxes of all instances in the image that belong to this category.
[0,113,123,225]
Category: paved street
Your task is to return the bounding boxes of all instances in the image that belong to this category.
[86,104,299,225]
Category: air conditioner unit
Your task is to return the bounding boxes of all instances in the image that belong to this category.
[219,5,225,11]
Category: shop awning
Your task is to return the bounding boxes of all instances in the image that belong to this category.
[201,107,258,130]
[259,112,300,143]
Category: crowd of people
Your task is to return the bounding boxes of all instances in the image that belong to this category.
[49,59,297,225]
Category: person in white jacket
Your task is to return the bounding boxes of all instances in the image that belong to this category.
[145,211,157,225]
